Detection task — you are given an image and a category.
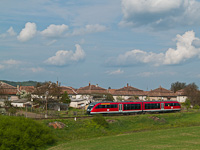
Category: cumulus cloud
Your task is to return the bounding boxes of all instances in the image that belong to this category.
[17,22,37,42]
[45,44,85,66]
[41,24,69,38]
[71,24,107,36]
[121,0,200,29]
[106,69,124,75]
[107,31,200,66]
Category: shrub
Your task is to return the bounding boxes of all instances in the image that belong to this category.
[92,114,109,128]
[193,105,200,109]
[0,116,55,150]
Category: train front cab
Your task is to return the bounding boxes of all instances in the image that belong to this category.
[87,102,99,114]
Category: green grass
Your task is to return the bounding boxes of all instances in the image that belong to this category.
[48,126,200,150]
[42,111,200,149]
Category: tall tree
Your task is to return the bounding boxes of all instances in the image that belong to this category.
[184,83,200,105]
[170,81,186,93]
[60,91,71,104]
[33,81,61,97]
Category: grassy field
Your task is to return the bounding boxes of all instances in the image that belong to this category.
[48,126,200,150]
[42,111,200,149]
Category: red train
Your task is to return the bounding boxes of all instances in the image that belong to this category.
[87,101,181,114]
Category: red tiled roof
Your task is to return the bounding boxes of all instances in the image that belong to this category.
[148,86,176,97]
[19,86,35,93]
[108,89,116,95]
[176,89,186,96]
[77,84,108,94]
[60,86,77,95]
[0,81,17,95]
[113,84,146,96]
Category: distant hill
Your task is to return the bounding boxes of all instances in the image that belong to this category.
[0,80,40,87]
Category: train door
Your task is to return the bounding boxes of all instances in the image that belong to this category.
[119,104,123,112]
[161,103,164,110]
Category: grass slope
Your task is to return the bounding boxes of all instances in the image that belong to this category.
[43,111,200,149]
[48,126,200,150]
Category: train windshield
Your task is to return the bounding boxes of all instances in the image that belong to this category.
[87,105,94,110]
[87,102,98,111]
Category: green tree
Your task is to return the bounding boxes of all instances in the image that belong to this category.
[184,83,200,106]
[184,98,191,111]
[105,94,114,102]
[170,81,186,93]
[4,100,12,107]
[60,91,71,104]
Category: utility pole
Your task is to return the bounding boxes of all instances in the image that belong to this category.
[45,82,52,118]
[45,91,48,118]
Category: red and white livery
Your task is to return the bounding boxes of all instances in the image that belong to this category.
[87,101,181,114]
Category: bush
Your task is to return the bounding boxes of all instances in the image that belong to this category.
[92,114,109,128]
[193,105,200,109]
[0,116,55,150]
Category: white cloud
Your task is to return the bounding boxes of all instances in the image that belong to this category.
[31,67,44,73]
[45,44,85,66]
[107,30,200,66]
[121,0,200,29]
[164,31,199,64]
[3,59,21,65]
[17,22,37,42]
[41,24,68,38]
[7,27,16,36]
[0,27,16,38]
[0,59,21,70]
[106,69,124,75]
[71,24,107,36]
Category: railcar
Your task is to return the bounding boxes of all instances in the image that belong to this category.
[87,101,181,115]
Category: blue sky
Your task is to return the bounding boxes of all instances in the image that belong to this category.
[1,0,200,90]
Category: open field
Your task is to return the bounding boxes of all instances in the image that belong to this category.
[41,111,200,149]
[48,126,200,150]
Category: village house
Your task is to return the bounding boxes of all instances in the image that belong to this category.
[11,99,32,108]
[76,82,108,102]
[147,86,177,101]
[0,81,18,101]
[111,83,147,101]
[60,86,77,99]
[176,89,187,103]
[70,98,90,108]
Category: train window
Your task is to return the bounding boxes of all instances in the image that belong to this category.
[174,103,180,106]
[96,104,117,109]
[145,103,160,109]
[110,104,117,108]
[96,105,105,109]
[124,104,141,110]
[106,105,111,108]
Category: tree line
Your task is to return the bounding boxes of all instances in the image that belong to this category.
[171,81,200,106]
